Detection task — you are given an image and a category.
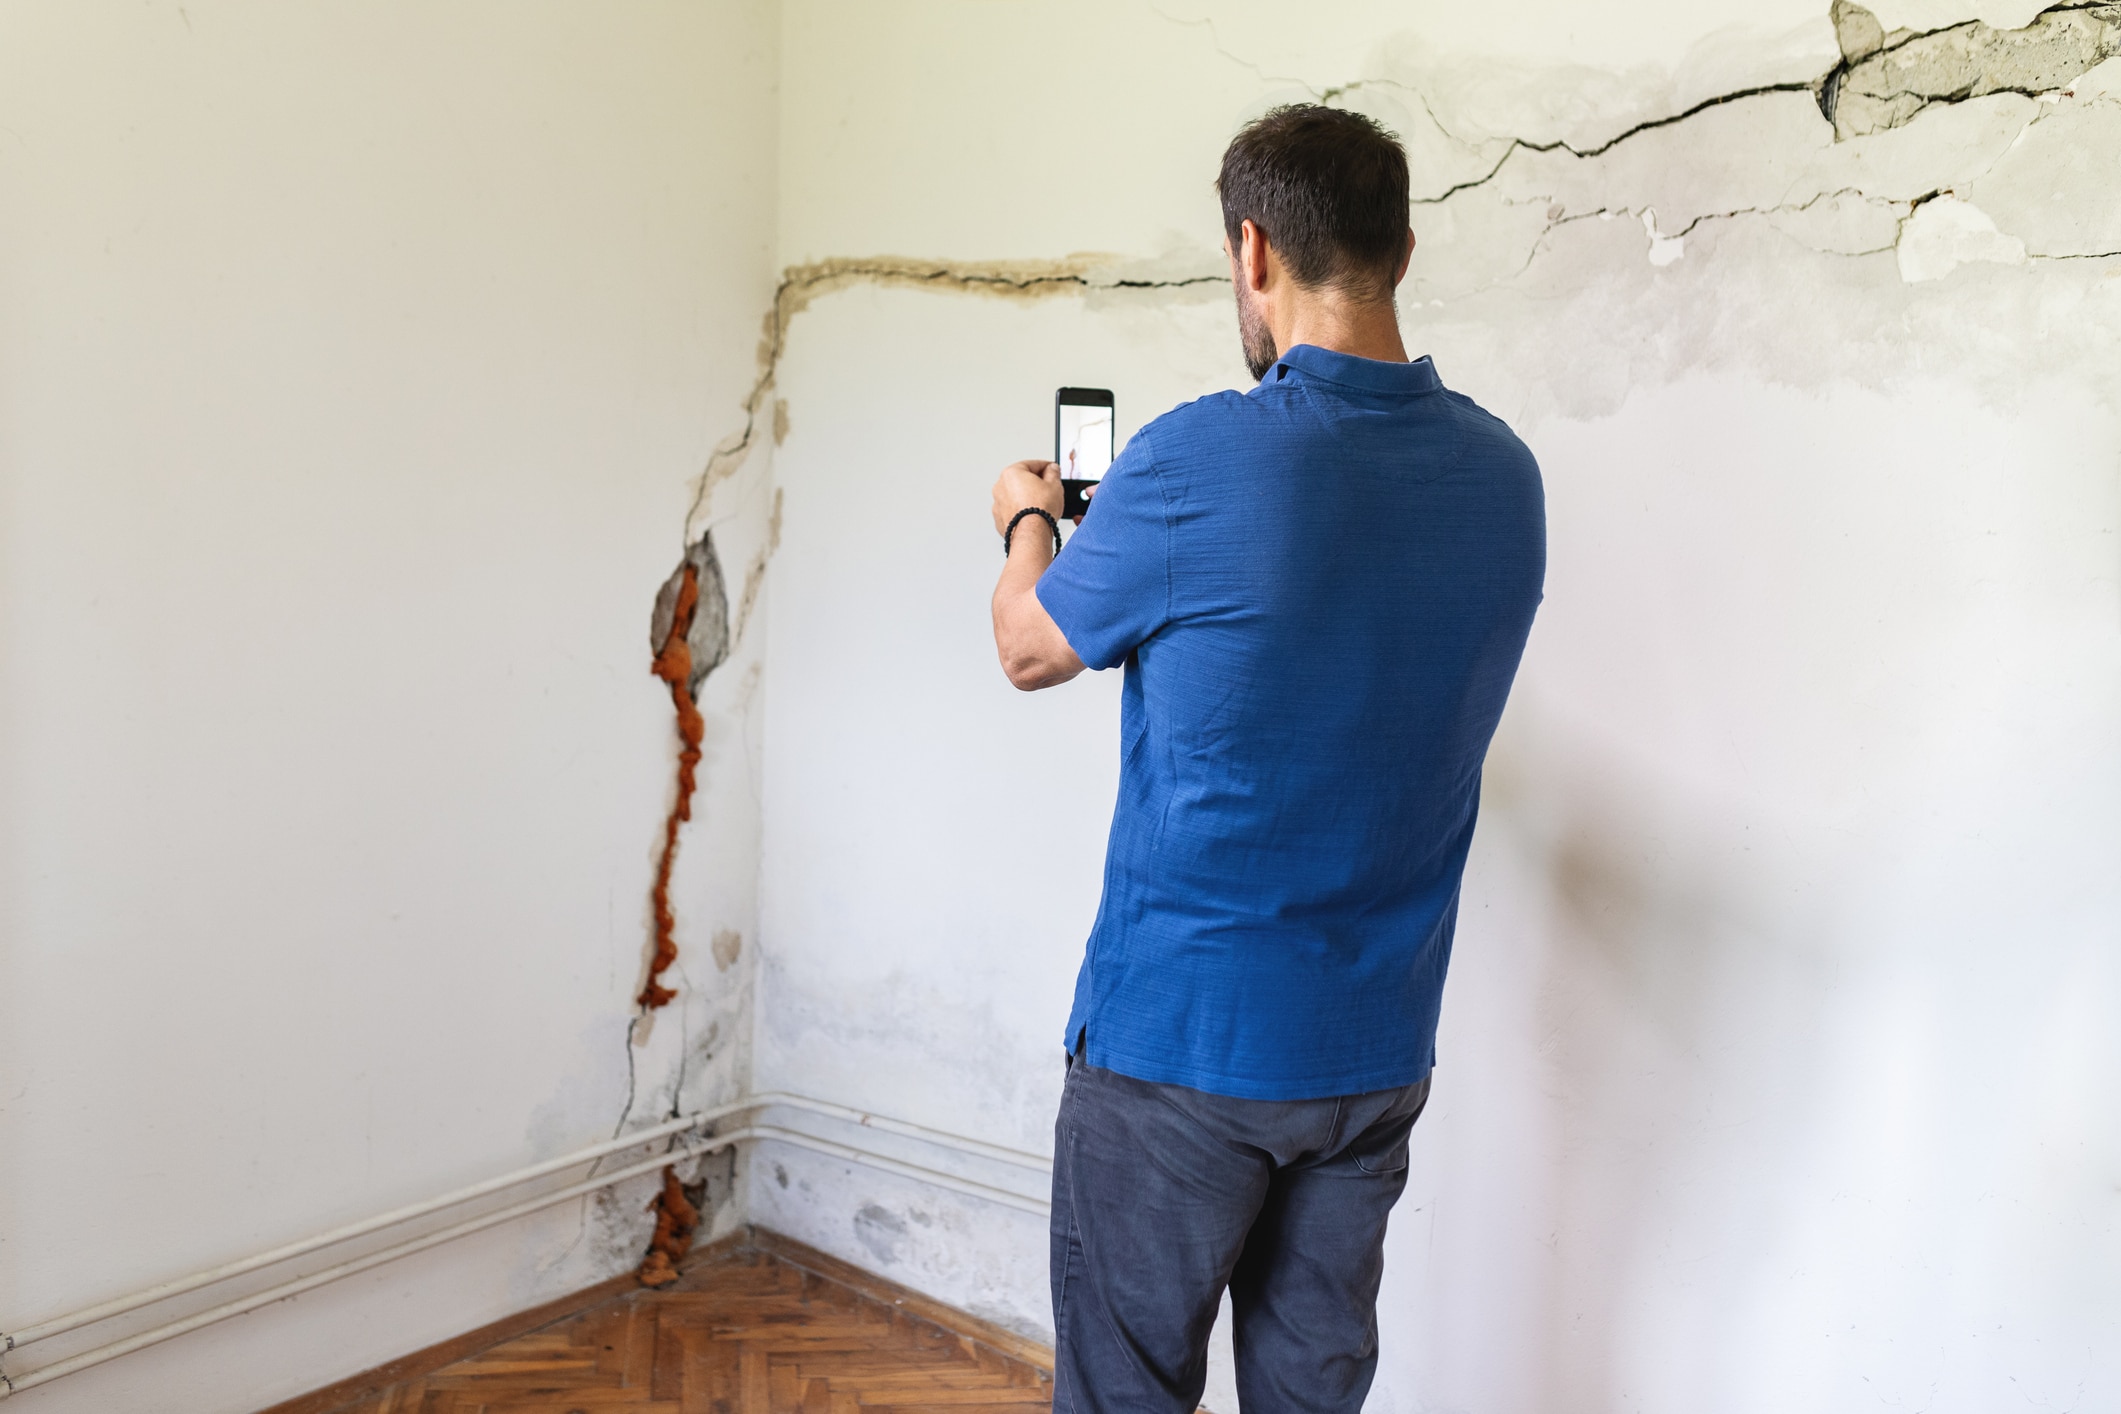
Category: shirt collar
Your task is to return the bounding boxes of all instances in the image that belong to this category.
[1266,344,1442,395]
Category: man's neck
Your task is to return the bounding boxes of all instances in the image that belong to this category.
[1277,297,1409,365]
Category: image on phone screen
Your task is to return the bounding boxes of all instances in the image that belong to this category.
[1056,387,1114,520]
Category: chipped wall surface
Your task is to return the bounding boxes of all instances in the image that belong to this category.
[0,2,775,1409]
[757,3,2120,1412]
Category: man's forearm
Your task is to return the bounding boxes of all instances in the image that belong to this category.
[992,532,1084,691]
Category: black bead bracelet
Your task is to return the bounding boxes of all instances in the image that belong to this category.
[1003,506,1062,557]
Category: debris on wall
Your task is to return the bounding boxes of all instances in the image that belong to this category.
[636,1166,702,1287]
[640,534,730,1010]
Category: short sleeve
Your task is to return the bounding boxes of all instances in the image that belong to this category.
[1035,431,1170,671]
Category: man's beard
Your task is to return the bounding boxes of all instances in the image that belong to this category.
[1235,284,1277,382]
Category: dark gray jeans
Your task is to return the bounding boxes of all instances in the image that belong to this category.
[1049,1057,1432,1414]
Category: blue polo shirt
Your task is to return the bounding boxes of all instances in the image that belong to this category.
[1036,344,1545,1100]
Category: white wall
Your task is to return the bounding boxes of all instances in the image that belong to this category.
[756,2,2121,1411]
[0,3,776,1409]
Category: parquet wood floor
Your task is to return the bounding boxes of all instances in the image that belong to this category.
[298,1239,1053,1414]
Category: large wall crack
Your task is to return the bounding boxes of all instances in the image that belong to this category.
[1383,1,2121,295]
[1821,0,2120,135]
[1408,0,2117,223]
[640,534,730,1013]
[1414,80,1825,208]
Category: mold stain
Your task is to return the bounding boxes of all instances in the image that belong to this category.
[854,1203,910,1266]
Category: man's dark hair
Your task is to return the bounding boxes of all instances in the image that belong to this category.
[1217,105,1410,301]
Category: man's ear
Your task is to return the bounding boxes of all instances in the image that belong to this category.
[1240,218,1271,292]
[1394,227,1416,286]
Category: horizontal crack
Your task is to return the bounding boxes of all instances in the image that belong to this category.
[1414,83,1817,206]
[1414,1,2110,208]
[681,258,1224,538]
[1666,185,1902,239]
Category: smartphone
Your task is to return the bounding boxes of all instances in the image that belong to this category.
[1055,387,1114,520]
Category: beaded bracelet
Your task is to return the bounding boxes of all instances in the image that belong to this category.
[1003,506,1062,557]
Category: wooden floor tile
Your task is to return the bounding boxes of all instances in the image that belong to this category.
[281,1245,1053,1414]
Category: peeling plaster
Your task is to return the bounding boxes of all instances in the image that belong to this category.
[711,927,743,973]
[1348,0,2121,348]
[649,534,731,701]
[1896,191,2031,276]
[678,1,2115,572]
[1822,0,2121,135]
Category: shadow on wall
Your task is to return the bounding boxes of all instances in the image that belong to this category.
[1483,699,1842,1404]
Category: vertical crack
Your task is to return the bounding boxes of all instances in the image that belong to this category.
[639,566,698,1011]
[639,536,730,1011]
[631,536,728,1284]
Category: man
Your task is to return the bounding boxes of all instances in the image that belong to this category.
[988,105,1546,1414]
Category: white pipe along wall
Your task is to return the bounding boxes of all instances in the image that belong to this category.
[0,1095,1044,1396]
[4,1,2119,1412]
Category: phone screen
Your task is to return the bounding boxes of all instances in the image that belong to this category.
[1056,388,1114,519]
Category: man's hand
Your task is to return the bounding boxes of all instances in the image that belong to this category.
[989,459,1086,691]
[991,459,1065,537]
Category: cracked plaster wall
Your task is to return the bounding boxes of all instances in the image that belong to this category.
[0,3,776,1410]
[4,1,2116,1410]
[756,3,2120,1412]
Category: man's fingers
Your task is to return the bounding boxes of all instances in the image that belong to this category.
[992,458,1065,536]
